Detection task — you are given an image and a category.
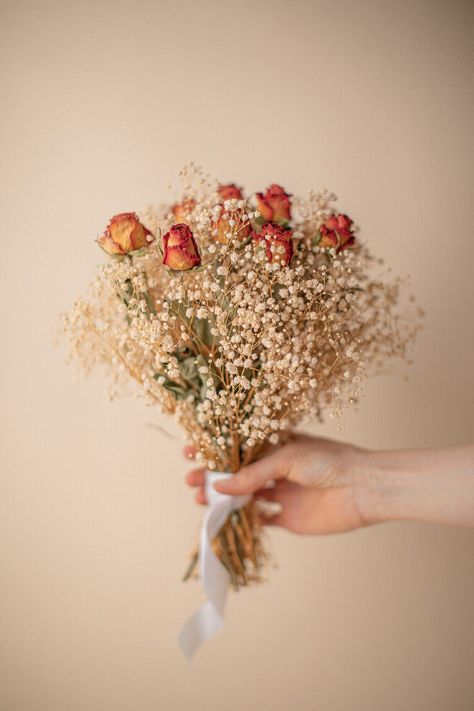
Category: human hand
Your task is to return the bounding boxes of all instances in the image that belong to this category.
[184,434,372,534]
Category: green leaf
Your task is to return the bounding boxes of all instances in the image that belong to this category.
[179,356,201,389]
[194,318,215,349]
[167,263,209,278]
[275,219,291,230]
[153,372,190,401]
[195,354,208,372]
[143,289,156,315]
[128,246,150,258]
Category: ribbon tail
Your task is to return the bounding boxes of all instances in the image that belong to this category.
[178,600,225,663]
[178,471,250,661]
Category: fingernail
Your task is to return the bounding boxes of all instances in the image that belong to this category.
[255,500,283,518]
[213,480,231,491]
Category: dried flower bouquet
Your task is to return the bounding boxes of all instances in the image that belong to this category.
[61,165,420,588]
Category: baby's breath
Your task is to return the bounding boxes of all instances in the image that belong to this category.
[61,166,421,475]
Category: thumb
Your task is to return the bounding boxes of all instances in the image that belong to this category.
[214,449,288,495]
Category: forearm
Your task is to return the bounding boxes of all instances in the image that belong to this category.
[356,445,474,527]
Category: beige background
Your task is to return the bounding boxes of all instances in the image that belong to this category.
[1,1,473,710]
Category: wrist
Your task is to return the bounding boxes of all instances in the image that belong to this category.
[348,443,474,528]
[351,448,414,526]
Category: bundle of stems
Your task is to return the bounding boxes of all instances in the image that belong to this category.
[183,500,266,589]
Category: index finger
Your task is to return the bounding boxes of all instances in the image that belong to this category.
[213,448,290,495]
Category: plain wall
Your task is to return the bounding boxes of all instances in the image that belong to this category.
[1,1,473,710]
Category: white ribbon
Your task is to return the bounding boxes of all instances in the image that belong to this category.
[178,470,250,661]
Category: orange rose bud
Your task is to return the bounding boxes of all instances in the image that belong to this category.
[214,213,252,245]
[171,198,196,225]
[256,184,292,222]
[218,183,243,201]
[98,213,152,256]
[319,213,356,251]
[252,223,293,265]
[214,186,249,244]
[162,223,201,270]
[214,216,230,245]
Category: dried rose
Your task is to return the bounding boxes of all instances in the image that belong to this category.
[218,183,243,201]
[213,185,249,244]
[319,213,356,251]
[162,223,201,270]
[256,184,292,222]
[171,198,196,225]
[98,213,152,256]
[214,208,252,245]
[253,223,293,265]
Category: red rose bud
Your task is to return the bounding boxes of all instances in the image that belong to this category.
[253,223,293,265]
[256,184,292,222]
[218,183,243,201]
[98,213,152,256]
[171,198,196,225]
[162,223,201,270]
[319,213,356,251]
